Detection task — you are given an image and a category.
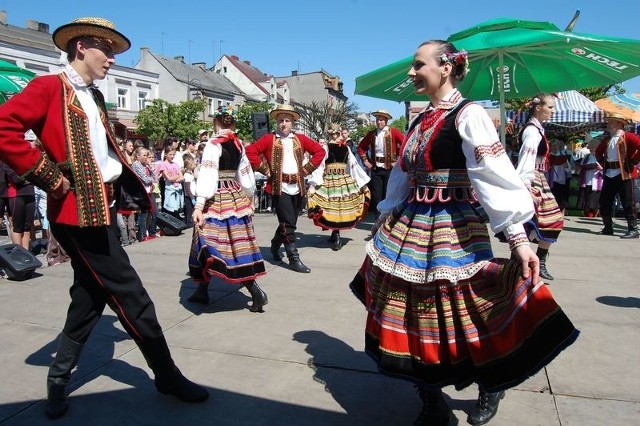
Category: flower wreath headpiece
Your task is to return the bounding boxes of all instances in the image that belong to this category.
[214,105,236,118]
[439,49,470,74]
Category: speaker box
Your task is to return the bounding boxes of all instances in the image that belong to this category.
[0,243,42,281]
[157,212,188,236]
[251,112,269,140]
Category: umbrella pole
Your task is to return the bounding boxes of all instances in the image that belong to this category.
[498,52,506,145]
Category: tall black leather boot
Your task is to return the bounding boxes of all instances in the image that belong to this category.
[138,335,209,403]
[187,282,210,304]
[45,333,85,419]
[328,230,338,242]
[467,387,506,425]
[331,231,342,251]
[599,216,614,235]
[536,248,554,281]
[270,236,283,262]
[243,281,268,312]
[413,385,452,426]
[284,243,311,273]
[620,218,639,239]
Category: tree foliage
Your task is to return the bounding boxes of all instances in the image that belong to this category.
[135,98,208,143]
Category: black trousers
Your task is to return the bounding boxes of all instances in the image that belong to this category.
[599,174,636,222]
[368,168,392,216]
[271,193,303,244]
[50,222,164,345]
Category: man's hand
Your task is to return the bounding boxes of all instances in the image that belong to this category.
[363,160,373,170]
[50,176,71,199]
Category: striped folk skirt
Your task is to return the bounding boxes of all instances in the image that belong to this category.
[188,177,266,284]
[526,170,564,243]
[307,163,370,231]
[349,197,578,392]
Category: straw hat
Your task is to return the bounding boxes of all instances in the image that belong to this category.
[371,109,392,120]
[53,17,131,54]
[270,104,300,121]
[604,111,629,123]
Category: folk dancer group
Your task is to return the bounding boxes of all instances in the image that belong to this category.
[0,14,583,426]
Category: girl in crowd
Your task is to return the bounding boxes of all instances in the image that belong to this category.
[515,94,565,281]
[182,156,197,228]
[187,106,267,312]
[307,124,370,250]
[159,145,184,219]
[131,147,159,241]
[2,161,35,249]
[576,138,604,218]
[349,40,578,426]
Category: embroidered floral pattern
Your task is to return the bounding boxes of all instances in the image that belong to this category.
[22,155,63,193]
[474,141,506,163]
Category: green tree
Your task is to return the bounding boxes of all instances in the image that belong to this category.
[390,116,408,132]
[135,98,207,142]
[235,102,273,142]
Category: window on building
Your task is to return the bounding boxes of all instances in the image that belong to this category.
[208,98,214,115]
[137,91,148,110]
[117,88,129,109]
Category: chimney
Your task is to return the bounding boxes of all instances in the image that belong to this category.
[25,19,38,30]
[291,70,298,76]
[231,55,239,61]
[192,62,206,69]
[0,10,7,26]
[243,60,251,66]
[174,55,185,63]
[37,22,49,33]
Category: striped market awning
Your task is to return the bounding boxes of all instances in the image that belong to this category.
[506,90,605,134]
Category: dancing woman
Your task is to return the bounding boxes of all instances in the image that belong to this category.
[187,106,267,312]
[307,124,370,250]
[350,40,578,426]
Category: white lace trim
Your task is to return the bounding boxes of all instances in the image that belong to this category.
[365,240,488,284]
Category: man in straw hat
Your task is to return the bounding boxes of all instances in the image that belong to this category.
[0,17,208,419]
[245,104,325,273]
[356,109,404,219]
[595,112,640,238]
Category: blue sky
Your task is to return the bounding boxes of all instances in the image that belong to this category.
[4,0,640,120]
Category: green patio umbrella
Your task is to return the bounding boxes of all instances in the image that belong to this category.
[355,17,640,141]
[0,59,35,103]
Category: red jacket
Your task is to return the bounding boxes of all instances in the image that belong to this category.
[595,131,640,180]
[357,126,404,170]
[245,132,325,196]
[0,73,151,227]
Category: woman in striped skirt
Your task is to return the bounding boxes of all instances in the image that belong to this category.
[307,124,371,250]
[350,41,578,426]
[515,94,565,281]
[187,106,267,312]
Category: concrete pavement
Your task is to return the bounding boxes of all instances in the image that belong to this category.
[0,213,638,425]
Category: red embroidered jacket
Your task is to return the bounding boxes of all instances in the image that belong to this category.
[245,132,325,196]
[356,126,404,170]
[0,74,151,227]
[595,131,640,180]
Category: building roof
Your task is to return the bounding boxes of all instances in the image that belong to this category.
[0,20,57,52]
[150,51,241,98]
[224,54,270,95]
